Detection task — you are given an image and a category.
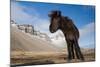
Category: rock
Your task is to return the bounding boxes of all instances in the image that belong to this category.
[17,24,34,35]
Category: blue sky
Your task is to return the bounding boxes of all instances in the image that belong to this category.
[11,1,95,48]
[17,1,95,27]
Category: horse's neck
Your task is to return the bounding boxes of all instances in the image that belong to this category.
[59,17,80,38]
[59,17,74,32]
[59,17,68,30]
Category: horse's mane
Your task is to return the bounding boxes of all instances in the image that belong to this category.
[60,16,79,37]
[60,16,74,27]
[64,16,73,23]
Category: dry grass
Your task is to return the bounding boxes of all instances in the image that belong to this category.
[11,51,67,64]
[11,51,95,66]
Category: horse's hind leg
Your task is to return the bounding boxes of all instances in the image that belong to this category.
[74,40,84,61]
[74,43,80,59]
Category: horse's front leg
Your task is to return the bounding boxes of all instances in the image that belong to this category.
[70,41,75,59]
[67,41,72,60]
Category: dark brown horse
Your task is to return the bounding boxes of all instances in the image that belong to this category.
[48,10,84,61]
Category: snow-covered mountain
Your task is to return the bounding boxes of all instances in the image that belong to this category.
[49,30,67,48]
[11,20,61,52]
[11,20,52,43]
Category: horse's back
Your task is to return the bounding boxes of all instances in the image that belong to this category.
[62,16,80,40]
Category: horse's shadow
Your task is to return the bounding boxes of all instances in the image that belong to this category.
[11,60,55,67]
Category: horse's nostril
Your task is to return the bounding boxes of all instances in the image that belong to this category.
[51,31,54,33]
[50,29,54,33]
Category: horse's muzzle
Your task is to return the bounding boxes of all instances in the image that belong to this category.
[49,28,56,33]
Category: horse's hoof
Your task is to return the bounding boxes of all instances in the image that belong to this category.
[81,59,85,62]
[67,58,72,62]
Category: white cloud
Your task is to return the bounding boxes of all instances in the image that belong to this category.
[11,1,50,33]
[33,19,50,32]
[79,22,95,37]
[49,30,67,48]
[11,1,39,24]
[79,22,95,48]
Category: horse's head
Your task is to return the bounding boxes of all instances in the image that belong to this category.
[48,10,61,33]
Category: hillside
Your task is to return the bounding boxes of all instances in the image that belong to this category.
[11,26,60,52]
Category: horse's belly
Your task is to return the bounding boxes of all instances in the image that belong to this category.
[66,32,78,40]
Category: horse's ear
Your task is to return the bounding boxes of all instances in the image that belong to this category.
[57,11,61,17]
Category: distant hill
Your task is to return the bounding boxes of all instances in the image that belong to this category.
[11,24,61,52]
